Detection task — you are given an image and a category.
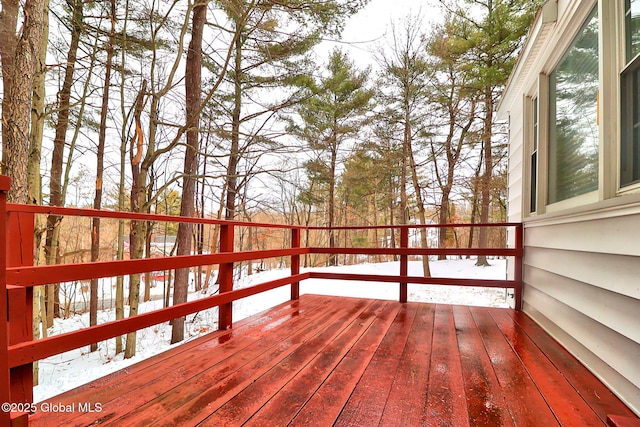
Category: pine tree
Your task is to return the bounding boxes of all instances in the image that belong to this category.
[376,15,433,276]
[438,0,541,265]
[291,48,373,265]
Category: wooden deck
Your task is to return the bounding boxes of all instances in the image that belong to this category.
[29,295,637,426]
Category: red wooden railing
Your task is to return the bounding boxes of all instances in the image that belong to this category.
[0,176,523,426]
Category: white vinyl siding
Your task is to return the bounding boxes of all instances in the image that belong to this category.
[499,0,640,415]
[524,286,640,411]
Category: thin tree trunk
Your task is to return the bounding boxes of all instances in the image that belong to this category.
[196,165,206,290]
[202,193,226,291]
[171,0,207,344]
[25,0,49,385]
[328,140,337,266]
[406,121,431,277]
[388,175,397,261]
[225,21,243,223]
[89,0,115,352]
[476,88,493,266]
[467,147,483,258]
[124,81,148,359]
[115,0,129,355]
[27,0,48,207]
[44,0,84,325]
[372,195,381,263]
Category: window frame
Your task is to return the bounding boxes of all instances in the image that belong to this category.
[546,5,600,207]
[524,93,539,216]
[619,0,640,189]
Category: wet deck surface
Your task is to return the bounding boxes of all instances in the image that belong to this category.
[30,294,637,426]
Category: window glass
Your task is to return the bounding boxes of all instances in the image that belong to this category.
[530,97,538,213]
[548,7,599,204]
[627,0,640,61]
[621,1,640,187]
[620,66,640,186]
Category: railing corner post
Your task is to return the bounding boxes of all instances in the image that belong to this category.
[514,223,524,311]
[218,223,234,330]
[399,227,408,303]
[6,206,36,410]
[1,175,12,426]
[291,228,300,301]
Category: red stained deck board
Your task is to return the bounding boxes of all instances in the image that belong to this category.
[469,306,559,426]
[243,300,390,426]
[287,301,402,426]
[26,296,638,427]
[425,304,470,427]
[333,302,420,427]
[506,309,638,421]
[378,303,435,426]
[208,299,388,426]
[31,296,331,427]
[489,308,605,427]
[453,305,515,427]
[608,415,640,427]
[107,300,366,426]
[148,300,371,426]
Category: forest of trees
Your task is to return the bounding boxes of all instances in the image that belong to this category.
[0,0,541,365]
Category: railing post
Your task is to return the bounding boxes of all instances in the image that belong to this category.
[218,224,234,330]
[291,228,300,301]
[7,212,35,410]
[399,227,408,303]
[514,223,524,311]
[1,176,11,426]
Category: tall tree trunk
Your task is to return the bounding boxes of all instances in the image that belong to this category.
[372,194,381,263]
[0,0,18,176]
[89,0,115,352]
[406,119,431,277]
[388,175,397,261]
[225,23,243,223]
[438,188,451,260]
[114,0,130,355]
[27,0,48,207]
[466,149,483,258]
[124,81,148,359]
[196,165,206,289]
[1,0,45,202]
[24,0,49,386]
[171,0,207,344]
[45,0,84,324]
[476,87,493,266]
[328,139,337,266]
[0,0,45,388]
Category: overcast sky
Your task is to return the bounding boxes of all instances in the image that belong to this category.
[316,0,440,70]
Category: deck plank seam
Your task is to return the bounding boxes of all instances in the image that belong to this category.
[153,298,375,426]
[241,299,388,426]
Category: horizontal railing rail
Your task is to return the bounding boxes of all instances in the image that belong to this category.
[6,203,302,229]
[7,272,312,368]
[309,272,517,289]
[309,247,520,257]
[0,175,522,426]
[7,248,308,287]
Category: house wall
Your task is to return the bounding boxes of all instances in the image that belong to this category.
[501,0,640,415]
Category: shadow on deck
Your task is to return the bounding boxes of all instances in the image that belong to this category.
[29,295,636,426]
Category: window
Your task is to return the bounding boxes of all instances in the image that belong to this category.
[548,7,599,204]
[530,97,539,213]
[620,0,640,187]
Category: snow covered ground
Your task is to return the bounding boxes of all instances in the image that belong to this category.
[34,258,509,402]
